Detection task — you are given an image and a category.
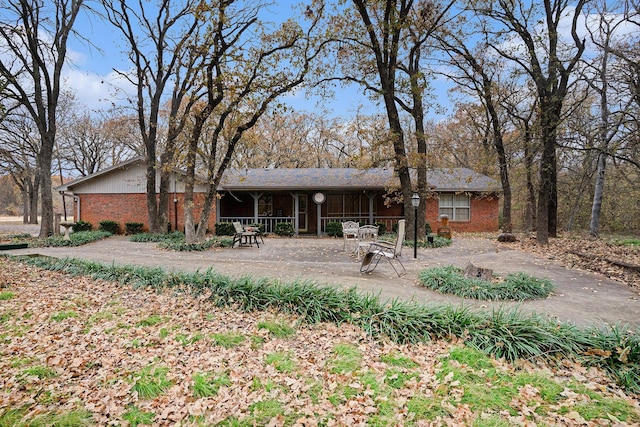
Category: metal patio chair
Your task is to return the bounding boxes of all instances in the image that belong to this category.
[355,224,379,260]
[341,221,359,252]
[360,219,406,276]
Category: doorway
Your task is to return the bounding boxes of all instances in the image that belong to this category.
[298,194,308,232]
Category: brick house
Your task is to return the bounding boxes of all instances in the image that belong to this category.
[57,157,501,234]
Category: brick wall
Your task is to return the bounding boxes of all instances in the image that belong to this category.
[75,193,217,233]
[425,195,499,233]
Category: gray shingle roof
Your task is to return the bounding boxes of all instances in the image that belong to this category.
[220,168,500,192]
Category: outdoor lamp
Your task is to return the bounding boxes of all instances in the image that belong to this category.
[411,193,420,259]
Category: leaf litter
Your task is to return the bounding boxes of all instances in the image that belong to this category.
[0,257,639,426]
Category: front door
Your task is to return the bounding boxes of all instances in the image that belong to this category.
[298,194,308,232]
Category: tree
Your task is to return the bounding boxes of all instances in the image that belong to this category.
[57,107,141,177]
[103,0,202,233]
[436,30,514,232]
[330,0,453,240]
[0,108,41,223]
[179,0,329,243]
[471,0,587,243]
[0,0,85,236]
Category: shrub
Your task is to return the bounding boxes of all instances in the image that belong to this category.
[274,222,294,237]
[326,222,342,237]
[125,222,144,235]
[215,222,236,236]
[73,220,92,232]
[99,220,120,234]
[373,222,387,235]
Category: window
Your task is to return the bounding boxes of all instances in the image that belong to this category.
[258,195,273,216]
[439,193,470,221]
[326,194,372,217]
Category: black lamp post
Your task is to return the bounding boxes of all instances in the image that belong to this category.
[411,193,420,259]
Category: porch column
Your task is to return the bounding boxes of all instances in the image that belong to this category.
[215,193,220,223]
[250,192,262,224]
[291,193,299,236]
[368,193,375,224]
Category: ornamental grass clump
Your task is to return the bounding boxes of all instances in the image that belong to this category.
[29,230,111,247]
[418,265,554,301]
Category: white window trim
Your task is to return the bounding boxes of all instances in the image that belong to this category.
[438,193,471,222]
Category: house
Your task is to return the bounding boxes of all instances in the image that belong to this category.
[57,157,501,235]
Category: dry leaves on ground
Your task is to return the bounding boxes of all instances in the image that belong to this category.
[1,257,639,426]
[506,234,640,291]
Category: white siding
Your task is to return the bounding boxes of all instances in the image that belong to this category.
[71,164,209,194]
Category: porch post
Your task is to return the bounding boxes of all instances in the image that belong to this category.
[251,192,262,224]
[369,193,375,224]
[292,193,299,236]
[215,194,220,223]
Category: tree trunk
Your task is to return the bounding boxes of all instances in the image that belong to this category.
[589,152,607,237]
[38,138,54,237]
[22,188,29,224]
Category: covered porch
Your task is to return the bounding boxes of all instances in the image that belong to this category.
[216,190,404,235]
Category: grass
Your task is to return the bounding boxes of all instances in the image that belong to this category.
[0,291,15,300]
[8,254,640,394]
[418,265,555,300]
[192,371,232,398]
[122,405,155,427]
[130,365,172,399]
[28,230,112,247]
[611,237,640,246]
[129,231,233,251]
[211,332,246,348]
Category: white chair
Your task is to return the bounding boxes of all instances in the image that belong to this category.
[355,225,379,260]
[341,221,359,252]
[360,220,406,276]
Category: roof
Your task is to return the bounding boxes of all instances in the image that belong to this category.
[56,157,500,193]
[219,167,500,192]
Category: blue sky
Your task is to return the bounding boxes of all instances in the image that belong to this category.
[61,1,393,119]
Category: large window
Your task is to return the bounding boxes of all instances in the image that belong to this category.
[439,193,470,221]
[327,194,371,217]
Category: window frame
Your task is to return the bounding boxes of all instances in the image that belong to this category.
[438,193,471,222]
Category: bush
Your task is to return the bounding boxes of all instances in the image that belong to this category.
[325,222,342,237]
[30,230,112,247]
[274,222,294,237]
[373,222,387,235]
[125,222,144,235]
[99,220,120,234]
[129,232,184,243]
[215,222,236,236]
[73,220,92,232]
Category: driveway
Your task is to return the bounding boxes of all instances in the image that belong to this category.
[2,226,639,328]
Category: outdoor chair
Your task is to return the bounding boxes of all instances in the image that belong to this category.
[355,224,379,260]
[341,221,359,252]
[232,221,260,248]
[360,219,406,276]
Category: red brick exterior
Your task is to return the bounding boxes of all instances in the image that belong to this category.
[74,193,217,233]
[425,194,499,233]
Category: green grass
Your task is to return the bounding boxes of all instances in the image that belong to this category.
[130,365,172,399]
[122,405,155,427]
[265,351,296,373]
[611,238,640,246]
[257,320,296,338]
[50,310,78,322]
[329,343,362,374]
[418,265,555,300]
[211,332,246,348]
[135,315,166,327]
[192,371,232,398]
[22,365,58,379]
[0,291,15,300]
[29,230,112,247]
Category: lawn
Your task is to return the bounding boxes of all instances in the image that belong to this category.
[1,257,639,426]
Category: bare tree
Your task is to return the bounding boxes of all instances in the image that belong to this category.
[471,0,587,243]
[0,108,41,223]
[0,0,85,236]
[103,0,202,233]
[179,0,329,243]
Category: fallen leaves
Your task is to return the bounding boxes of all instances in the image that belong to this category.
[1,257,639,426]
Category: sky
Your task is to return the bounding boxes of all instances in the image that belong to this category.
[61,0,391,119]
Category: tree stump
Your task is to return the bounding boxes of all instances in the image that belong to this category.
[497,233,517,242]
[464,262,494,282]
